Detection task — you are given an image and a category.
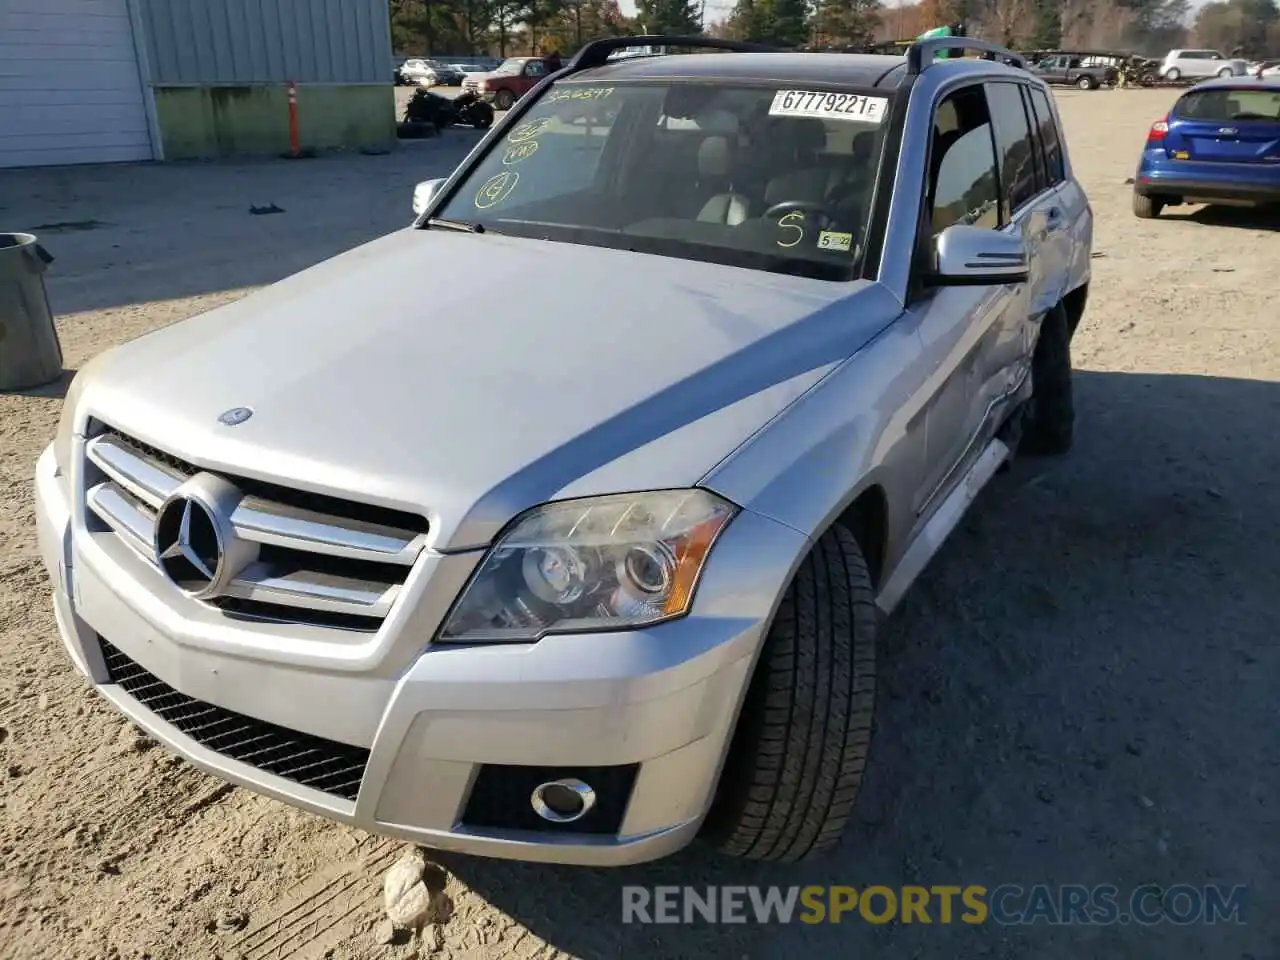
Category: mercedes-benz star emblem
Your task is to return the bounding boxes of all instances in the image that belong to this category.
[218,407,253,426]
[154,495,226,598]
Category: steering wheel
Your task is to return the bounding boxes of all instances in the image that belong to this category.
[762,200,838,229]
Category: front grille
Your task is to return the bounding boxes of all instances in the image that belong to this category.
[461,763,639,836]
[99,637,370,801]
[82,422,428,631]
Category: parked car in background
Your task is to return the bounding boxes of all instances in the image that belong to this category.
[432,61,465,85]
[1159,49,1249,82]
[1254,59,1280,78]
[398,59,464,87]
[1028,51,1120,89]
[460,56,550,110]
[1133,75,1280,218]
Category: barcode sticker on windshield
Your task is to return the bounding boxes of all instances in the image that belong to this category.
[769,90,888,124]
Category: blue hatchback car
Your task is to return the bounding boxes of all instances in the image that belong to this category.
[1133,76,1280,218]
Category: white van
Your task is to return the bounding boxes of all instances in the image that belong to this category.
[1160,49,1248,81]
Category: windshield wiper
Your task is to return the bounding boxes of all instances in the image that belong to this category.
[426,217,485,234]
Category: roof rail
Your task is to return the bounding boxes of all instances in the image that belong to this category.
[566,35,782,72]
[906,37,1025,75]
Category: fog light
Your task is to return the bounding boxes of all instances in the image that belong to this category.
[530,778,596,823]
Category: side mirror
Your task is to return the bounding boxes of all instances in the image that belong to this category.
[412,178,447,217]
[931,224,1029,286]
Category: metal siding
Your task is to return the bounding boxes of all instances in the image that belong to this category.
[137,0,390,84]
[0,0,152,168]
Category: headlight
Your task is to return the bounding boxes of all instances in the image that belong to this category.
[477,80,489,91]
[438,490,738,642]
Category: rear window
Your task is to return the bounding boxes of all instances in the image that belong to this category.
[1176,88,1280,121]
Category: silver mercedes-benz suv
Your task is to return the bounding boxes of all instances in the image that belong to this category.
[36,36,1091,866]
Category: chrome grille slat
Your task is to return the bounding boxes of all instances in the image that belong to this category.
[85,435,182,508]
[82,427,427,630]
[221,563,399,617]
[86,481,156,557]
[230,498,424,565]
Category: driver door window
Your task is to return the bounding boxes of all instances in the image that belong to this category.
[525,61,547,78]
[929,87,1000,237]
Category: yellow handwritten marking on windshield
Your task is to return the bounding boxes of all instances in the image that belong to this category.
[545,87,614,103]
[776,212,805,248]
[502,140,540,165]
[507,117,554,143]
[475,170,519,209]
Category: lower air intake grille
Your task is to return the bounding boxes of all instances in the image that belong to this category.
[99,637,370,801]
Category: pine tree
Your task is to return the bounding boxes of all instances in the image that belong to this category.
[729,0,809,45]
[635,0,703,33]
[812,0,882,47]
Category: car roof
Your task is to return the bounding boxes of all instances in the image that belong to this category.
[1185,75,1280,91]
[570,52,910,88]
[567,51,1034,89]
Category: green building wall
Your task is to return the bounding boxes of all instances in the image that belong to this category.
[153,84,396,160]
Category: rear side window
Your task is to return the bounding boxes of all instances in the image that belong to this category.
[1176,88,1280,121]
[986,82,1039,215]
[1028,86,1065,184]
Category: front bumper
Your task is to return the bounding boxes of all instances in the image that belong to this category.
[35,442,807,866]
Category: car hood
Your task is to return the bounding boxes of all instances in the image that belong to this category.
[79,229,899,550]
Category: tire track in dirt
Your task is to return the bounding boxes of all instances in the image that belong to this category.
[228,837,399,960]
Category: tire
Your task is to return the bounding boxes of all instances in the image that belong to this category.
[1217,67,1234,78]
[704,524,877,863]
[1021,302,1074,456]
[471,103,495,129]
[1076,75,1097,90]
[494,89,516,111]
[1133,191,1164,219]
[1165,67,1181,81]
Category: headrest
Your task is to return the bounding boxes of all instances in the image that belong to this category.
[789,119,827,153]
[698,136,732,178]
[697,109,739,135]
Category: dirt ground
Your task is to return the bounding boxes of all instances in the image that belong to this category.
[1,88,1277,960]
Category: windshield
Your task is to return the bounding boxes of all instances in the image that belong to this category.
[495,59,525,74]
[1177,87,1280,121]
[432,80,892,281]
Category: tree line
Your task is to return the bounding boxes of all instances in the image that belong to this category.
[391,0,1280,61]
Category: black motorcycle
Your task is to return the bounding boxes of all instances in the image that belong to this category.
[400,88,494,137]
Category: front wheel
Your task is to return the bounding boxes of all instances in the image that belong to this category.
[493,89,516,111]
[1076,74,1097,90]
[703,524,877,863]
[1217,66,1234,77]
[1165,67,1181,81]
[1133,191,1164,219]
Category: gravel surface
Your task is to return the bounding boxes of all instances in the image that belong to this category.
[0,89,1276,960]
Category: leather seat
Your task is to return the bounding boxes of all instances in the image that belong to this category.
[761,119,832,210]
[695,136,751,225]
